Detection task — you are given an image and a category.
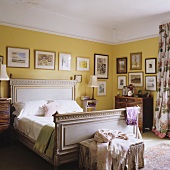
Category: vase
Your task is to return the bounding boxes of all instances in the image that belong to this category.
[128,90,133,96]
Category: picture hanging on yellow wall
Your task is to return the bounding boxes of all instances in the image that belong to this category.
[145,76,157,91]
[128,72,143,87]
[145,58,156,74]
[74,75,82,83]
[117,76,126,89]
[130,52,142,70]
[0,55,3,64]
[7,47,30,68]
[34,50,55,70]
[59,52,71,71]
[76,57,89,71]
[94,54,108,79]
[97,81,106,96]
[116,57,127,74]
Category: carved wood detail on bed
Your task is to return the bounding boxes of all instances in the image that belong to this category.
[52,108,137,169]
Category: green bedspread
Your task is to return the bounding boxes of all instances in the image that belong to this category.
[34,124,55,158]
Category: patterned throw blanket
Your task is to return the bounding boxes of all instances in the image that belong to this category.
[94,129,143,170]
[34,124,55,158]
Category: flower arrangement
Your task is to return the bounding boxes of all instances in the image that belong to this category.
[127,84,135,91]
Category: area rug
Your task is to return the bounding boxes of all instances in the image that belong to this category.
[141,143,170,170]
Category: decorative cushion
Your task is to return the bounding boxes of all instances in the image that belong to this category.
[43,102,59,117]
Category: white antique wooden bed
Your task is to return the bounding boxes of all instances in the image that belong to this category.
[10,78,136,170]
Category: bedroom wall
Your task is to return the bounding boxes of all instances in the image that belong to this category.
[0,25,113,110]
[113,37,158,111]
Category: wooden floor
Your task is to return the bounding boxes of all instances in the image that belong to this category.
[0,131,169,170]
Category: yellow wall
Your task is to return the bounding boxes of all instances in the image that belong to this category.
[0,25,113,110]
[113,38,158,109]
[0,25,159,112]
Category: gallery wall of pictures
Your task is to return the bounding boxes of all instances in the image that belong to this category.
[4,46,109,94]
[117,52,157,93]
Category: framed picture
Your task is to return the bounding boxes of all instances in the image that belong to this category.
[7,47,30,68]
[145,58,157,74]
[74,75,82,83]
[76,57,89,71]
[128,72,143,87]
[59,53,71,71]
[0,55,3,64]
[145,76,157,91]
[94,54,109,79]
[130,52,142,70]
[98,81,106,96]
[34,50,55,70]
[116,57,127,74]
[117,76,126,89]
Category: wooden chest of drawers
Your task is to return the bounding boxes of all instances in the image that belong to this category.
[0,99,11,143]
[115,96,153,133]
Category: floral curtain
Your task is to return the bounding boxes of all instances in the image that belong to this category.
[153,23,170,138]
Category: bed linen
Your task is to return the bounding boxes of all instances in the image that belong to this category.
[13,116,54,141]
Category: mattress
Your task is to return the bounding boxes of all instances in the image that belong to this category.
[13,116,54,141]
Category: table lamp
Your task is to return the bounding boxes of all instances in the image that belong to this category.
[0,64,9,97]
[88,75,98,99]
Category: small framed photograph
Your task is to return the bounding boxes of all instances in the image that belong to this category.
[145,76,157,91]
[98,81,106,96]
[145,58,156,74]
[116,57,127,74]
[0,55,3,64]
[128,72,143,87]
[34,50,56,70]
[76,57,90,71]
[7,47,30,68]
[130,52,142,70]
[117,76,126,89]
[74,75,82,83]
[59,52,71,71]
[94,54,109,79]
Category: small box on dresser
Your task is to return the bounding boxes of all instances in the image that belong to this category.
[0,98,11,145]
[115,96,153,133]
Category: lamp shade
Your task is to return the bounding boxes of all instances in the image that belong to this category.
[88,75,98,87]
[0,64,9,81]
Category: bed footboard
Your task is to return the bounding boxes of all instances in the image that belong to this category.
[53,108,134,168]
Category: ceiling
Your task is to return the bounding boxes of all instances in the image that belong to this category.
[1,0,170,44]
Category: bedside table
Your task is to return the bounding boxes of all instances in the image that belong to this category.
[82,99,98,112]
[0,98,11,144]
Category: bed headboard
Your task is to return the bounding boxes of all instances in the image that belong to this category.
[10,79,77,103]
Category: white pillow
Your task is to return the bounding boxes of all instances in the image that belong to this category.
[13,100,47,118]
[47,100,83,114]
[43,102,59,117]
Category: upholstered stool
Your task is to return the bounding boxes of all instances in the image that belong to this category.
[79,138,144,170]
[79,138,97,170]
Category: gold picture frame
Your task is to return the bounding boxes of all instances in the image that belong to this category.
[116,57,127,74]
[34,50,56,70]
[130,52,142,70]
[128,72,143,87]
[7,47,30,68]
